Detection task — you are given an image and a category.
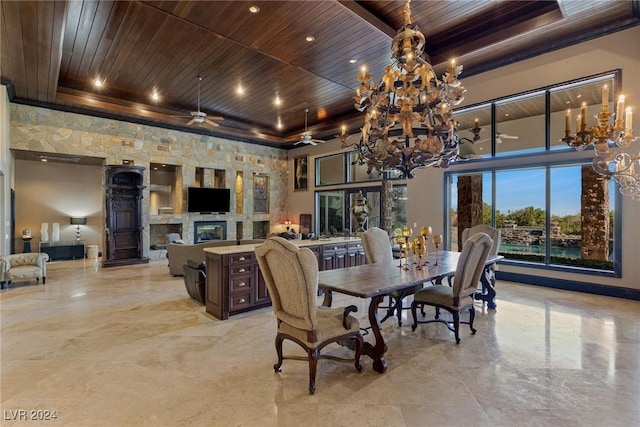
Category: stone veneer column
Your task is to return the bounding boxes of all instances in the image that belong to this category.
[381,175,393,235]
[457,174,483,246]
[581,165,609,260]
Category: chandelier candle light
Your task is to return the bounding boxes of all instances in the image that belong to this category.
[342,0,469,179]
[563,84,638,199]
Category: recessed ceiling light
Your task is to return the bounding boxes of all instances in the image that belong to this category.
[577,94,582,98]
[249,5,260,13]
[276,116,283,130]
[305,35,315,42]
[151,89,160,101]
[349,58,357,64]
[93,78,104,88]
[40,158,48,162]
[274,94,282,106]
[236,84,245,95]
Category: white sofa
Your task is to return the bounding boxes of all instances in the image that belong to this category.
[0,252,50,289]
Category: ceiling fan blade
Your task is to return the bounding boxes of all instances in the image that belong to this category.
[207,116,223,121]
[204,119,220,127]
[311,139,324,144]
[293,140,304,145]
[186,119,196,125]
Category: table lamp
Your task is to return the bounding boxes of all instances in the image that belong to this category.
[70,217,87,240]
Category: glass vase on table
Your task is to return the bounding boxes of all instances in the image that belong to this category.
[432,234,443,265]
[420,226,432,265]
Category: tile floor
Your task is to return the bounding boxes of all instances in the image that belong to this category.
[1,259,638,426]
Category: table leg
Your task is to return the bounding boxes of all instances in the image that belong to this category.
[322,289,333,307]
[322,289,388,373]
[367,295,388,373]
[475,265,497,309]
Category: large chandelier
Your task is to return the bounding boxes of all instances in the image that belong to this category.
[563,85,638,199]
[342,0,471,179]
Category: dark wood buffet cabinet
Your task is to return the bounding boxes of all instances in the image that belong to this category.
[204,238,365,320]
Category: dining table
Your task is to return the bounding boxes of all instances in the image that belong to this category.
[318,250,502,373]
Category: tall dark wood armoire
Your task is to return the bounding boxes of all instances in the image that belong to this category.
[103,165,149,267]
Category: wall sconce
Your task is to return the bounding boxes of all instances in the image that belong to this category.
[70,217,87,240]
[284,220,292,232]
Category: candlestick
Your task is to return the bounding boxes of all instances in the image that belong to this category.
[565,109,571,134]
[626,107,633,132]
[581,102,587,126]
[616,95,625,125]
[577,114,581,131]
[602,85,609,108]
[474,118,479,128]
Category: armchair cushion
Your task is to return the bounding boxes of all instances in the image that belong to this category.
[278,307,360,348]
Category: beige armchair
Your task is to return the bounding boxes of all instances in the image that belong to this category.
[255,237,364,395]
[411,232,493,343]
[361,227,424,326]
[0,252,49,289]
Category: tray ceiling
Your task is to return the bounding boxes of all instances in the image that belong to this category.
[1,1,638,148]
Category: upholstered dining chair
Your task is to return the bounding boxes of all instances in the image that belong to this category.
[361,227,423,326]
[461,224,501,258]
[461,224,501,304]
[255,236,364,395]
[410,232,493,343]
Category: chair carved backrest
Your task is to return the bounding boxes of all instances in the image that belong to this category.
[361,227,393,264]
[255,237,319,334]
[462,224,501,256]
[453,232,493,304]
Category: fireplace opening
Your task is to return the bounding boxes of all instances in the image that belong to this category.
[194,221,227,243]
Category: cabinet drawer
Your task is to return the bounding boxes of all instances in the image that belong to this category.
[230,291,253,310]
[230,264,253,276]
[323,243,347,254]
[230,253,254,265]
[230,276,253,292]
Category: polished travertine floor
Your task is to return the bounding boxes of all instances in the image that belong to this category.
[1,259,639,426]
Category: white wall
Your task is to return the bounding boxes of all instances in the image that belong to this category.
[0,84,13,255]
[14,160,103,254]
[290,26,640,292]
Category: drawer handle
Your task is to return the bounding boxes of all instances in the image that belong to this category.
[238,268,246,273]
[238,282,246,287]
[238,298,246,304]
[238,256,246,261]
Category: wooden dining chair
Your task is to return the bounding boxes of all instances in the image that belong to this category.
[361,227,424,326]
[410,232,493,343]
[255,237,364,394]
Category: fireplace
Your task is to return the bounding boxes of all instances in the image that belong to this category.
[194,221,227,243]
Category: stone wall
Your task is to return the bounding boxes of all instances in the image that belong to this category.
[457,174,483,245]
[581,165,609,260]
[9,104,289,255]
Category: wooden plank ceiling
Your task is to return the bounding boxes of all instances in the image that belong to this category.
[1,0,638,148]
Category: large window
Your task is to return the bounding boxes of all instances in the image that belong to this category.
[446,71,622,276]
[454,71,619,160]
[316,185,406,236]
[446,163,619,275]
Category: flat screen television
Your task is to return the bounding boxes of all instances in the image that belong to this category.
[187,187,231,213]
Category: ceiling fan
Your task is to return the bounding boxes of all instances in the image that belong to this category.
[477,131,519,144]
[294,109,324,146]
[496,131,518,144]
[184,76,223,127]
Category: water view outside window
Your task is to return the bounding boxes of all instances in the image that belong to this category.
[447,164,615,272]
